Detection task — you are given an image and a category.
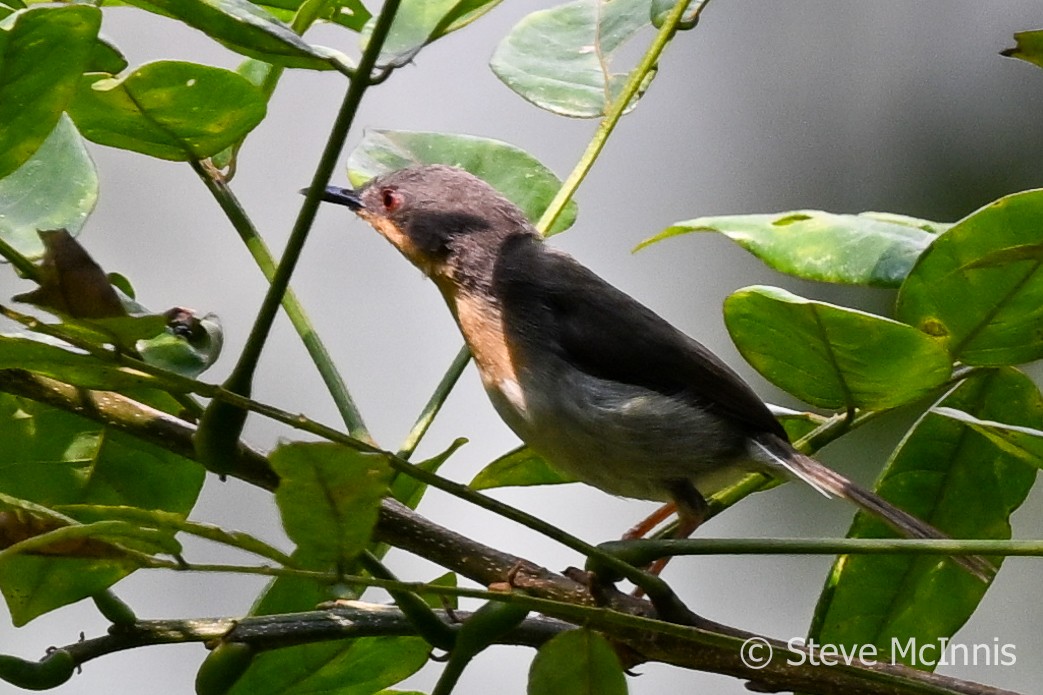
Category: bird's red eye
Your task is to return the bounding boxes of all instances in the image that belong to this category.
[380,188,402,211]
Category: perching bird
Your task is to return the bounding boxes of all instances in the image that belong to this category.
[320,164,990,580]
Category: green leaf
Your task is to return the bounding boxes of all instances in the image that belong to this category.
[255,0,371,31]
[89,35,128,74]
[347,129,578,235]
[363,0,503,65]
[1001,29,1043,70]
[137,310,224,378]
[0,116,97,261]
[389,438,465,509]
[0,5,100,178]
[68,61,267,161]
[896,189,1043,365]
[226,636,430,695]
[528,629,627,695]
[270,442,391,568]
[490,0,653,118]
[470,446,576,491]
[724,286,952,410]
[637,211,946,288]
[776,409,828,443]
[0,394,204,624]
[121,0,349,69]
[0,335,168,392]
[932,406,1043,469]
[809,369,1040,667]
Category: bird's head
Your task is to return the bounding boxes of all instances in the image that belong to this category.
[321,165,538,290]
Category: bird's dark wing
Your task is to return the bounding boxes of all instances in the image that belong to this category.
[495,237,786,439]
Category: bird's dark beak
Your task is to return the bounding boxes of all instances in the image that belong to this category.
[318,186,364,210]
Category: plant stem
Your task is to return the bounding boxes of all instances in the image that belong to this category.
[397,344,471,458]
[536,0,710,235]
[189,160,371,440]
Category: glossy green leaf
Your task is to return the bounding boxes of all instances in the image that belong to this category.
[270,442,391,568]
[363,0,503,65]
[0,116,97,261]
[897,190,1043,365]
[490,0,653,118]
[0,5,100,178]
[89,35,128,74]
[121,0,348,69]
[724,286,952,410]
[1001,29,1043,70]
[809,369,1040,667]
[932,406,1043,469]
[0,394,204,624]
[470,446,576,491]
[348,129,578,235]
[68,61,267,161]
[637,211,946,288]
[226,636,430,695]
[528,629,626,695]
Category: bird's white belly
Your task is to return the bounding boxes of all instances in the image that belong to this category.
[484,367,750,502]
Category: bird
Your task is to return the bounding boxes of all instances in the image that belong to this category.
[319,164,991,581]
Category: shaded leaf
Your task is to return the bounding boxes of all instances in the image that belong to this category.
[348,129,578,235]
[470,446,576,491]
[0,116,97,262]
[809,369,1040,667]
[528,628,626,695]
[0,394,204,623]
[724,286,952,410]
[68,61,267,161]
[89,35,128,74]
[270,442,391,568]
[226,636,429,695]
[122,0,349,69]
[637,211,945,287]
[1001,29,1043,70]
[256,0,371,31]
[896,189,1043,365]
[364,0,503,65]
[491,0,653,118]
[0,5,100,178]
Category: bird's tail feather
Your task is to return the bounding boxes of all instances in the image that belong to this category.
[751,437,995,582]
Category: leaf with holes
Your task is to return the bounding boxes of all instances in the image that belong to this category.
[724,286,952,410]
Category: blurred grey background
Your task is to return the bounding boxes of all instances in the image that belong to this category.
[3,1,1043,693]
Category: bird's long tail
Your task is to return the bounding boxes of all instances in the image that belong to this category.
[750,436,995,582]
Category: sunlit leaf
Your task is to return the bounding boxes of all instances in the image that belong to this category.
[0,5,100,177]
[637,210,946,287]
[68,61,267,161]
[724,286,952,410]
